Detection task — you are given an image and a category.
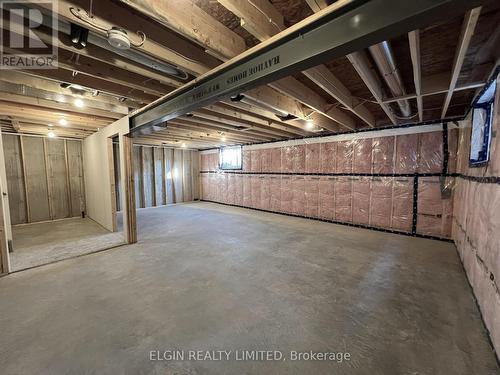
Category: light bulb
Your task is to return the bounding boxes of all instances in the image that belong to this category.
[59,118,68,126]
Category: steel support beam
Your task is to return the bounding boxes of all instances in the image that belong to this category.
[129,0,486,135]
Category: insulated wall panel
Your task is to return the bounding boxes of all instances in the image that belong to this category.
[260,176,271,211]
[334,177,352,222]
[392,177,413,232]
[227,174,235,205]
[173,149,184,202]
[305,176,319,217]
[320,142,336,173]
[280,176,293,213]
[269,176,281,211]
[336,141,353,173]
[234,174,243,206]
[242,150,251,171]
[164,149,175,204]
[182,150,193,202]
[292,145,305,173]
[243,174,252,207]
[250,150,261,172]
[395,134,418,173]
[260,149,271,172]
[154,148,165,206]
[251,175,261,209]
[370,178,392,228]
[372,136,395,174]
[22,137,50,222]
[353,139,372,173]
[66,140,85,217]
[270,148,281,172]
[319,177,334,219]
[3,135,27,224]
[46,139,70,219]
[281,146,293,173]
[418,132,443,173]
[305,143,320,173]
[352,177,370,225]
[142,147,154,207]
[292,176,306,216]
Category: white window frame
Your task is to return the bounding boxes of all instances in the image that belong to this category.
[219,145,242,170]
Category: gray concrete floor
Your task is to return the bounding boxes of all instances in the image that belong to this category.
[0,202,498,374]
[10,217,125,271]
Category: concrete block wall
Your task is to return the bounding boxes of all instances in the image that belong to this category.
[452,74,500,354]
[200,126,456,239]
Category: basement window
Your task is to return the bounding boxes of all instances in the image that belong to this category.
[219,145,242,170]
[470,75,496,166]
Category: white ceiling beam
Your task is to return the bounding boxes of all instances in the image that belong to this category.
[347,51,398,125]
[441,7,482,118]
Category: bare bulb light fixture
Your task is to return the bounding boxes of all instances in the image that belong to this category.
[74,98,85,108]
[59,118,68,126]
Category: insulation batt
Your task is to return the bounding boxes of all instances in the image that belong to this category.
[201,130,452,238]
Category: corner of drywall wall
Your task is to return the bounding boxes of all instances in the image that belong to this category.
[82,116,130,232]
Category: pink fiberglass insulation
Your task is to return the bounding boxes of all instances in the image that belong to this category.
[395,133,418,173]
[219,173,228,204]
[243,175,252,207]
[200,154,208,171]
[372,136,395,174]
[242,150,251,171]
[270,148,281,172]
[234,175,243,206]
[391,177,413,232]
[352,177,370,225]
[305,177,320,217]
[416,176,454,237]
[335,177,352,222]
[292,145,306,173]
[260,176,271,211]
[209,173,217,201]
[320,142,336,173]
[269,176,281,211]
[292,176,306,216]
[280,176,293,213]
[370,178,392,229]
[226,174,235,205]
[418,132,443,173]
[336,140,353,173]
[353,138,373,174]
[251,150,261,172]
[251,175,261,209]
[200,175,208,199]
[319,177,335,219]
[260,149,271,172]
[281,146,294,173]
[447,127,459,173]
[305,143,321,173]
[210,153,219,171]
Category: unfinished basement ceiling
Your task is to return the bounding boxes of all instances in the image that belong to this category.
[0,0,498,149]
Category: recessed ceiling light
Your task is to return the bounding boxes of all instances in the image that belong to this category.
[59,118,68,126]
[47,131,56,138]
[74,98,84,108]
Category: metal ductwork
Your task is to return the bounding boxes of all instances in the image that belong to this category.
[368,41,411,118]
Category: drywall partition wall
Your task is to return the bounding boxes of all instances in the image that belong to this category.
[2,134,85,225]
[125,144,199,209]
[200,124,456,239]
[83,116,132,236]
[452,75,500,354]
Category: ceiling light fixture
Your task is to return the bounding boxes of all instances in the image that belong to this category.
[221,136,227,142]
[305,120,314,130]
[74,98,84,108]
[181,143,187,148]
[59,118,68,126]
[47,131,56,138]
